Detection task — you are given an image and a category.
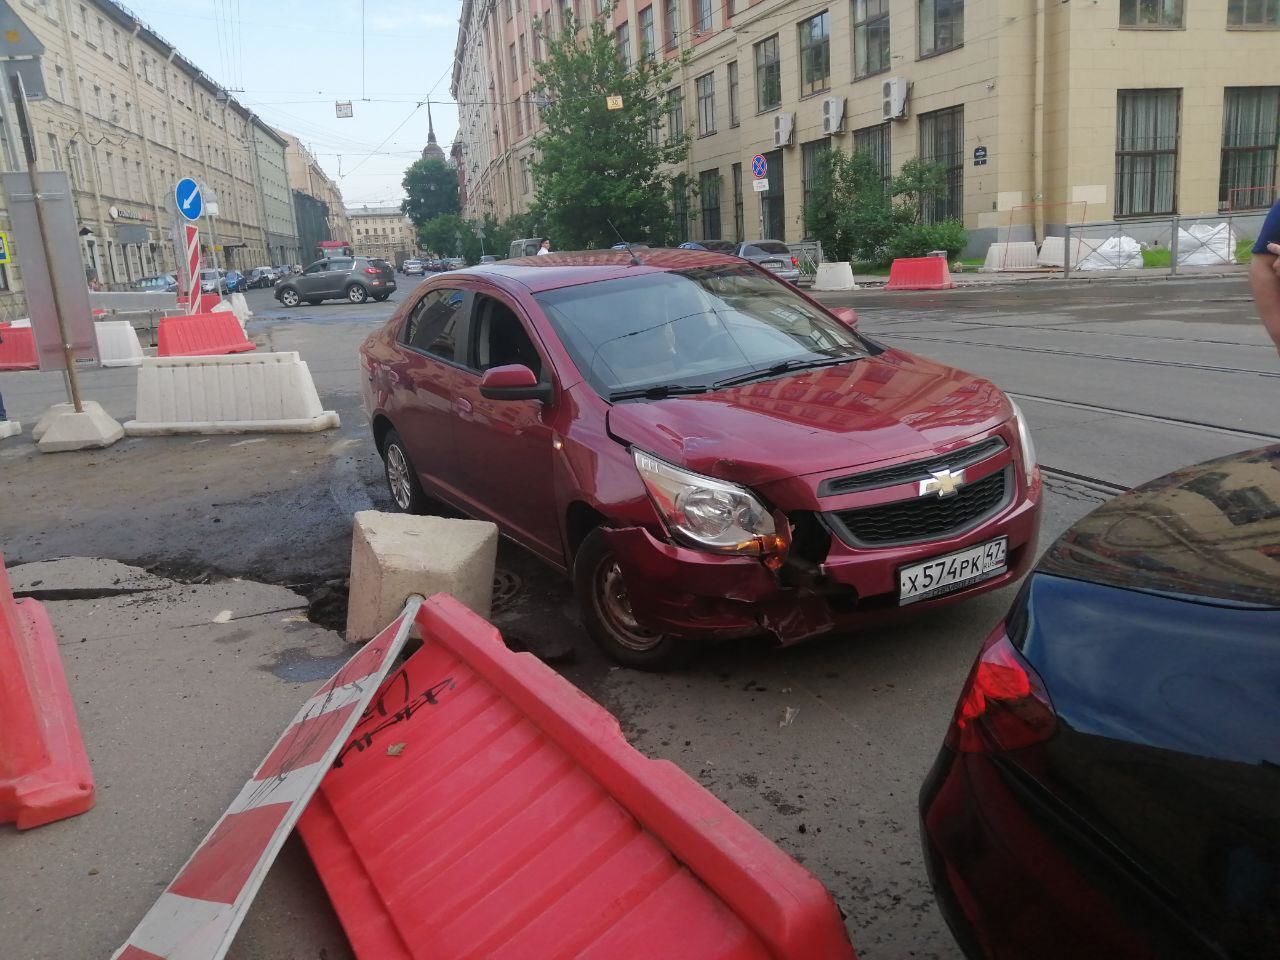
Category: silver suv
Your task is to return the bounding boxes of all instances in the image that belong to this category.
[275,256,396,306]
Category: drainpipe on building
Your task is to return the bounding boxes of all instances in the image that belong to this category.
[1032,0,1046,244]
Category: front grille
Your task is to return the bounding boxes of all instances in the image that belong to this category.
[827,467,1011,547]
[819,436,1007,497]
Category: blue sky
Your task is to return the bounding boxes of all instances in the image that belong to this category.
[125,0,463,207]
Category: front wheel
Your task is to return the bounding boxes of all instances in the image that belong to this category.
[346,284,368,304]
[278,287,300,307]
[573,528,690,670]
[381,429,428,514]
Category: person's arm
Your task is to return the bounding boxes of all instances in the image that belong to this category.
[1250,242,1280,358]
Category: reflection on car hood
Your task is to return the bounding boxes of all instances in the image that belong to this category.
[1039,445,1280,608]
[605,351,1011,487]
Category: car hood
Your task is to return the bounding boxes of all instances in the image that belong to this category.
[605,351,1012,488]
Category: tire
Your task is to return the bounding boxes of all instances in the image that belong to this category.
[573,528,690,670]
[346,283,369,304]
[278,287,300,307]
[373,293,389,302]
[381,429,428,514]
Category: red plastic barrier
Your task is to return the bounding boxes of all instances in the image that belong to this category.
[0,553,95,829]
[177,293,221,313]
[157,311,255,357]
[0,324,38,370]
[298,595,857,960]
[885,256,955,291]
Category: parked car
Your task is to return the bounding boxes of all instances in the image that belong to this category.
[478,255,498,264]
[132,273,178,293]
[199,268,228,294]
[246,267,276,289]
[274,256,397,306]
[224,270,248,293]
[610,242,651,252]
[733,240,800,282]
[402,259,425,276]
[679,240,738,254]
[509,237,543,259]
[360,249,1041,669]
[920,444,1280,960]
[445,257,465,269]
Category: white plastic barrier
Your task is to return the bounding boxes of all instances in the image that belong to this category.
[1076,236,1143,271]
[229,292,252,325]
[981,242,1041,272]
[812,262,858,291]
[211,300,246,333]
[1177,223,1237,267]
[123,351,340,435]
[1037,236,1103,269]
[94,320,145,367]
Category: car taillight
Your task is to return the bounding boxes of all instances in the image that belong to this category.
[791,257,799,267]
[364,266,380,275]
[945,625,1056,753]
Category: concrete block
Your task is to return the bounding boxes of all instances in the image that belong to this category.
[981,242,1041,272]
[31,401,112,441]
[124,351,340,435]
[812,262,859,291]
[1037,236,1102,269]
[0,419,20,440]
[346,511,499,643]
[95,320,145,367]
[36,404,124,453]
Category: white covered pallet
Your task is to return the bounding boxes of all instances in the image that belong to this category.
[124,351,340,435]
[1037,236,1103,269]
[95,320,145,367]
[981,242,1041,272]
[812,262,858,291]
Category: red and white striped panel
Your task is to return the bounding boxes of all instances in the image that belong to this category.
[185,225,200,314]
[110,596,422,960]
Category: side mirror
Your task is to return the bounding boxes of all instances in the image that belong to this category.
[830,306,859,328]
[479,364,552,402]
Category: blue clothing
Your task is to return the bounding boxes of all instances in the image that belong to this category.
[0,389,6,421]
[1252,200,1280,255]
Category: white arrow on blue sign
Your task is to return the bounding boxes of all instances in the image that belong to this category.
[175,177,203,221]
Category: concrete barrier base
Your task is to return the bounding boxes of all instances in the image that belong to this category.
[36,403,124,453]
[812,262,859,291]
[0,420,20,440]
[32,401,111,441]
[346,511,499,643]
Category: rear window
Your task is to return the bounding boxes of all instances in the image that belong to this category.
[748,242,790,255]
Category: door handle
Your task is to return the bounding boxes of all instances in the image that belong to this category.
[452,396,473,414]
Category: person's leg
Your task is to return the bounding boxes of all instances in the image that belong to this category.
[0,388,7,421]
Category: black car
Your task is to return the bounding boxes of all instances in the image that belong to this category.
[274,256,396,306]
[246,267,276,288]
[920,445,1280,960]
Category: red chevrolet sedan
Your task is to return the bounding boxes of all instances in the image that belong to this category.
[359,250,1042,668]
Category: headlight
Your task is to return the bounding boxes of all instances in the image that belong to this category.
[632,449,784,555]
[1009,401,1037,477]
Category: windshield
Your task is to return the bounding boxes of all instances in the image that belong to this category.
[534,264,869,398]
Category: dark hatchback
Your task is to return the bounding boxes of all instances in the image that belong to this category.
[920,445,1280,960]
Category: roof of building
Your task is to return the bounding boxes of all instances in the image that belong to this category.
[422,104,447,163]
[345,206,409,218]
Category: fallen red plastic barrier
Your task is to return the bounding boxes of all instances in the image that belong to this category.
[111,597,422,960]
[0,324,38,370]
[0,553,94,829]
[177,293,221,314]
[157,311,255,357]
[885,256,955,291]
[299,595,858,960]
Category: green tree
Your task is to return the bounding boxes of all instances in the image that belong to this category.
[530,8,689,249]
[402,157,460,228]
[418,214,482,263]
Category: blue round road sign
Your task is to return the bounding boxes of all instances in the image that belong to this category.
[175,177,203,221]
[751,154,767,179]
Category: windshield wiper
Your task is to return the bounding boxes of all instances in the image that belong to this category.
[608,384,710,402]
[713,355,860,389]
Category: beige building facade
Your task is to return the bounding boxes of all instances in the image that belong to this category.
[280,130,350,244]
[346,206,417,263]
[452,0,1279,254]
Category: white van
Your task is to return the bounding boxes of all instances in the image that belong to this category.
[509,238,543,259]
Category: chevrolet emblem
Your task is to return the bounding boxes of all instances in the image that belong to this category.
[920,467,965,498]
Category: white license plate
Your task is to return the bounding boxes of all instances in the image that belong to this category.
[898,537,1008,605]
[763,260,783,270]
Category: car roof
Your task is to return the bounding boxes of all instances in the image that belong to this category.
[1037,444,1280,609]
[458,248,747,293]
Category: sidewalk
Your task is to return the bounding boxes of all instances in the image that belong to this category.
[841,261,1247,290]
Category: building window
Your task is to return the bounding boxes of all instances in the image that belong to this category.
[919,105,963,222]
[798,12,830,96]
[1119,0,1184,28]
[696,72,716,136]
[53,63,66,101]
[727,60,739,126]
[854,121,892,189]
[1227,0,1280,27]
[558,0,575,28]
[663,0,679,50]
[46,133,60,169]
[667,87,684,142]
[693,0,712,32]
[699,169,721,239]
[919,0,963,56]
[617,23,632,67]
[509,42,517,80]
[801,138,830,233]
[732,162,744,241]
[672,174,690,242]
[1115,89,1180,217]
[520,155,532,193]
[1220,87,1279,210]
[648,99,661,145]
[854,0,890,78]
[639,6,655,58]
[519,35,528,75]
[755,35,781,111]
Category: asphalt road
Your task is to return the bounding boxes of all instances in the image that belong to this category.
[0,271,1273,958]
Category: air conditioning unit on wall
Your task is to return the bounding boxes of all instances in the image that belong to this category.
[821,96,845,135]
[882,77,909,121]
[773,112,795,148]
